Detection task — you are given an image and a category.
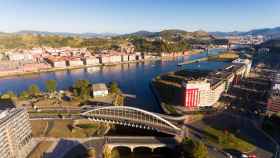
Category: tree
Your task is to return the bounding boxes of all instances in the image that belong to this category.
[73,80,90,100]
[45,80,57,93]
[109,81,120,94]
[111,149,120,158]
[182,138,208,158]
[87,148,96,158]
[1,91,17,99]
[192,141,208,158]
[27,84,41,97]
[19,91,29,100]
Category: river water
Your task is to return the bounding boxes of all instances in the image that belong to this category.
[0,49,227,112]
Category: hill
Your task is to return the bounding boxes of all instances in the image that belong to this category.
[210,26,280,39]
[259,38,280,51]
[125,30,159,37]
[126,29,211,41]
[14,30,119,38]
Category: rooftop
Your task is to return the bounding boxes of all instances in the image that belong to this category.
[92,83,108,92]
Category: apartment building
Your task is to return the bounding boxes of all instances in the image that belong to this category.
[84,57,100,66]
[67,58,84,67]
[0,108,32,158]
[8,52,33,61]
[232,58,252,78]
[267,71,280,114]
[181,59,251,110]
[182,79,225,110]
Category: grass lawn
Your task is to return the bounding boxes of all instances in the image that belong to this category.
[203,126,255,152]
[31,120,48,137]
[45,120,108,138]
[28,141,53,158]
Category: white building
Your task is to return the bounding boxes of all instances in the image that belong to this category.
[0,108,33,158]
[99,56,111,64]
[121,54,129,62]
[84,57,100,66]
[110,55,122,63]
[8,52,33,61]
[67,58,84,67]
[232,58,252,77]
[92,83,109,97]
[128,54,136,61]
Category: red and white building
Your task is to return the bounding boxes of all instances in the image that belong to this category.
[182,80,225,110]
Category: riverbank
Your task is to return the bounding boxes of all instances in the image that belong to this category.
[0,50,206,79]
[177,50,238,66]
[0,58,158,79]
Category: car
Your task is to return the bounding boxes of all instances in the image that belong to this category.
[240,154,248,158]
[248,154,256,158]
[225,153,233,158]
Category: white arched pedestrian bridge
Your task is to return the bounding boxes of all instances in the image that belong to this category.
[80,106,182,136]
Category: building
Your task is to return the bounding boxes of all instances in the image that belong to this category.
[178,60,251,110]
[121,54,129,62]
[0,108,33,158]
[182,79,225,110]
[98,56,111,64]
[67,58,84,67]
[8,52,33,61]
[267,71,280,114]
[46,57,67,68]
[84,57,100,66]
[128,54,136,61]
[110,55,122,63]
[232,58,252,77]
[92,83,109,97]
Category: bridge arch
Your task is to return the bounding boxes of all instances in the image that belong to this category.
[133,146,152,153]
[81,106,181,135]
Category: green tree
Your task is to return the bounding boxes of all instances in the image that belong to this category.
[73,80,90,100]
[182,138,208,158]
[45,80,57,93]
[19,91,29,100]
[1,91,17,99]
[87,148,96,158]
[111,149,120,158]
[27,84,41,97]
[109,82,120,94]
[192,141,208,158]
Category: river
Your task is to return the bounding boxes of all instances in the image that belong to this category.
[0,48,227,112]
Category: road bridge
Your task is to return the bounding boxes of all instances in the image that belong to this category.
[80,106,184,136]
[101,137,178,153]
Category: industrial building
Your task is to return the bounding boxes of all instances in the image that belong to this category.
[0,108,33,158]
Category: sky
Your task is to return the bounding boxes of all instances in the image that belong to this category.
[0,0,279,33]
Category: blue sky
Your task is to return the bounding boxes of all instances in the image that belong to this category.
[0,0,279,33]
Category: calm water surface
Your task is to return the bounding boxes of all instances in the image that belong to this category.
[0,49,227,112]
